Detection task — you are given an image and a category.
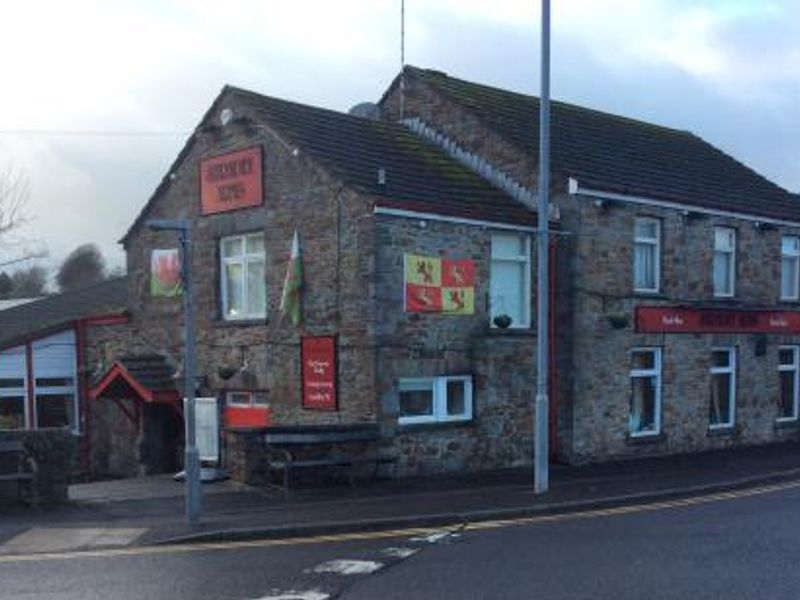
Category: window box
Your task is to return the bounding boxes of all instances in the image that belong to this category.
[398,375,473,425]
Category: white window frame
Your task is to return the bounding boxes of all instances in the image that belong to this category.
[713,226,736,298]
[226,390,268,407]
[709,347,736,429]
[629,347,662,437]
[781,235,800,301]
[633,217,661,293]
[0,345,28,430]
[398,375,473,425]
[777,345,800,422]
[220,232,266,321]
[490,233,531,329]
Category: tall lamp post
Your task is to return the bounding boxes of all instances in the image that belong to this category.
[147,218,202,524]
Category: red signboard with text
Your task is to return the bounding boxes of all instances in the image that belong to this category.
[636,306,800,334]
[200,146,263,215]
[301,336,337,411]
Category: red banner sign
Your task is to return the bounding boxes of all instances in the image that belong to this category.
[200,146,263,215]
[301,336,337,411]
[636,306,800,334]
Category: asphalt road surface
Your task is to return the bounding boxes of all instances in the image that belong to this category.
[3,481,800,600]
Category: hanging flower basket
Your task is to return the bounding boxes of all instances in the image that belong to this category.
[493,314,513,329]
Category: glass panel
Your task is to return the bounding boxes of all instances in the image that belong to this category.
[782,256,798,298]
[490,260,525,325]
[446,380,466,416]
[221,237,243,258]
[246,260,266,317]
[253,392,269,406]
[635,219,658,240]
[225,262,244,318]
[631,351,655,371]
[36,394,73,429]
[715,228,734,251]
[0,396,25,429]
[492,234,524,259]
[399,387,434,418]
[709,373,731,426]
[246,234,265,255]
[783,236,800,255]
[712,350,731,368]
[779,370,796,419]
[228,392,250,405]
[713,252,732,295]
[0,378,24,389]
[634,243,656,290]
[630,376,656,434]
[779,348,795,366]
[35,377,74,388]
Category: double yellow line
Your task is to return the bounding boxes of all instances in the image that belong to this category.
[2,478,799,564]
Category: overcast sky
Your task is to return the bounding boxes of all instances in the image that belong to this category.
[0,0,798,276]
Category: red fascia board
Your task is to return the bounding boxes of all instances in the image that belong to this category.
[78,313,129,327]
[89,362,154,403]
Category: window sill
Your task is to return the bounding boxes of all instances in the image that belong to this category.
[707,425,736,437]
[485,327,536,338]
[213,317,268,328]
[398,419,474,432]
[633,291,666,300]
[625,431,665,445]
[774,418,800,431]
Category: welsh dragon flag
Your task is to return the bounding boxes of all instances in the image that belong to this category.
[280,230,303,325]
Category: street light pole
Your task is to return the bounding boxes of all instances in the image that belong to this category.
[534,0,551,494]
[147,218,202,523]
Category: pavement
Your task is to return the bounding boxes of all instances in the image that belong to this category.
[1,441,800,556]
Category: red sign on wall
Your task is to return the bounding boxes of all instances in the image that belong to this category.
[301,336,337,411]
[636,306,800,334]
[200,146,263,215]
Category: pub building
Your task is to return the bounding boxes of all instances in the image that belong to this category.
[4,66,800,483]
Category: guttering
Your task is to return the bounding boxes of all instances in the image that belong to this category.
[568,177,800,228]
[374,206,538,233]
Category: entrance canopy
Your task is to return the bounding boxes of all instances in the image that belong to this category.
[89,354,180,407]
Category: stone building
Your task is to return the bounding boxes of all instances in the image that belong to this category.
[7,66,799,482]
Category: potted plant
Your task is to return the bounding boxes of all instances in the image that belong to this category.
[217,365,237,381]
[493,314,513,329]
[607,314,630,329]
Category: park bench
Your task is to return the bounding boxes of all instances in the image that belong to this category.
[0,440,38,506]
[262,424,397,497]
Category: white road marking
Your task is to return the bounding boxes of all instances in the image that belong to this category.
[307,559,384,575]
[409,531,456,544]
[252,591,329,600]
[381,547,419,559]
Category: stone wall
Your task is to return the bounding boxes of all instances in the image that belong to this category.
[0,430,77,505]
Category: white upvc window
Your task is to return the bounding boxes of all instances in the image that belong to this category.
[713,227,736,297]
[781,236,800,301]
[398,375,473,425]
[220,233,266,320]
[634,217,660,293]
[0,345,27,431]
[778,346,799,421]
[709,347,736,429]
[226,390,269,407]
[629,348,662,437]
[490,233,531,329]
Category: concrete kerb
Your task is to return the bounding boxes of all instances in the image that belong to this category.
[151,467,800,547]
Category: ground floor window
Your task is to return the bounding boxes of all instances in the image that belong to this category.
[0,395,25,430]
[629,348,662,436]
[709,347,736,429]
[778,346,799,421]
[398,375,473,425]
[35,393,75,429]
[226,390,269,407]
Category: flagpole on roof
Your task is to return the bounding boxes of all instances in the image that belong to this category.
[534,0,551,494]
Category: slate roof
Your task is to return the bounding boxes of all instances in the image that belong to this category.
[118,355,177,392]
[0,277,129,349]
[123,86,537,242]
[399,66,800,223]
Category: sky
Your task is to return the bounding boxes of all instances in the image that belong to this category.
[0,0,798,277]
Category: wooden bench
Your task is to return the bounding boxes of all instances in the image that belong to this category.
[262,425,397,497]
[0,441,38,507]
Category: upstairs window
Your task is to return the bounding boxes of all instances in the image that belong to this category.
[634,217,660,293]
[221,233,266,320]
[781,236,800,301]
[490,233,531,329]
[713,227,736,297]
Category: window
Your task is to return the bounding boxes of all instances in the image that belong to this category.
[226,390,268,407]
[0,376,26,430]
[398,375,473,425]
[781,236,800,301]
[709,348,736,429]
[221,233,266,320]
[634,217,660,292]
[490,233,531,328]
[778,346,799,421]
[629,348,662,437]
[32,332,78,433]
[713,227,736,297]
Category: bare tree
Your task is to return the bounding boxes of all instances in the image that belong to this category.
[57,243,106,292]
[0,166,29,243]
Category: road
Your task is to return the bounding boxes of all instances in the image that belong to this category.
[2,481,800,600]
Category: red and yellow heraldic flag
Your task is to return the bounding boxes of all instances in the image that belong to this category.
[404,254,475,314]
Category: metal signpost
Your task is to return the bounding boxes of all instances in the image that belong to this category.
[147,218,202,523]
